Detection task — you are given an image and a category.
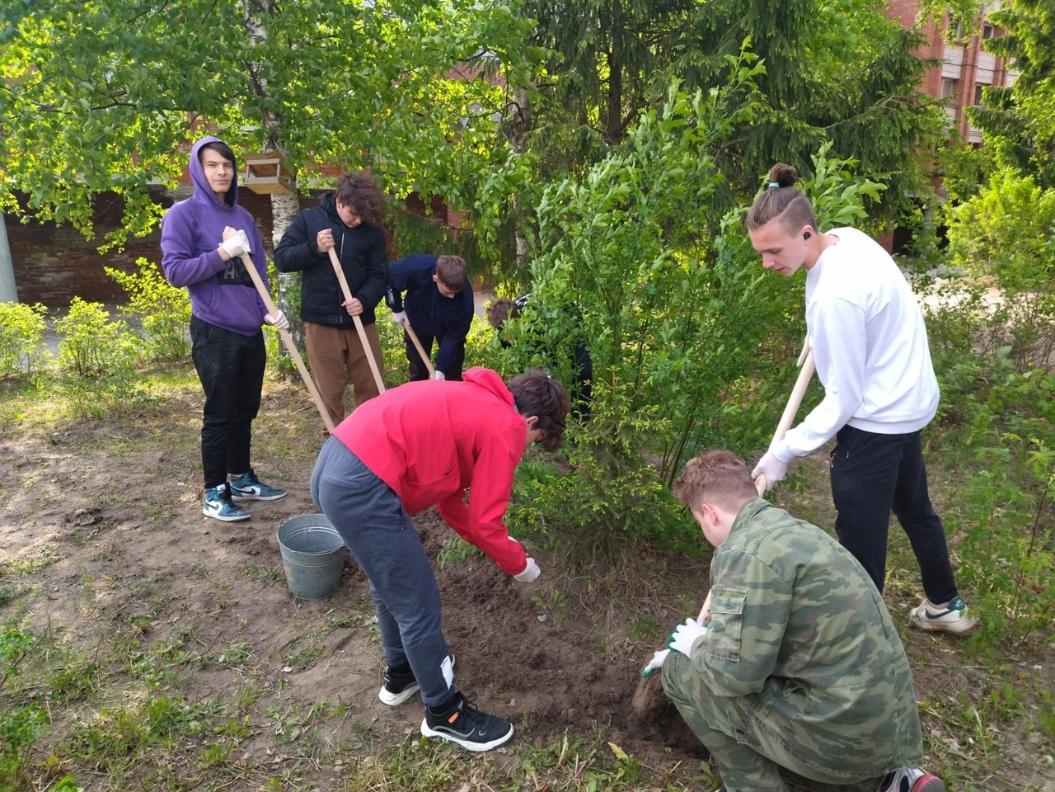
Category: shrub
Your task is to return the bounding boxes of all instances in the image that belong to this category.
[945,169,1055,368]
[0,302,48,378]
[55,298,139,378]
[106,258,190,362]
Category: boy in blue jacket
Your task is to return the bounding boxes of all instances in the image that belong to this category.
[386,255,474,381]
[161,136,288,522]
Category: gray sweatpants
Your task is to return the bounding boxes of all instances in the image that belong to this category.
[310,437,454,707]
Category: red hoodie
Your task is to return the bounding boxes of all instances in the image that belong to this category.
[334,367,529,576]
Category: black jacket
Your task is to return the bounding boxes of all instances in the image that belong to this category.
[273,193,386,326]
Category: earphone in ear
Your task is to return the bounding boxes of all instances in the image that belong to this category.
[803,231,812,240]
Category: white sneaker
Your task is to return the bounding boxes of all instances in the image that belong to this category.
[909,596,977,635]
[879,768,945,792]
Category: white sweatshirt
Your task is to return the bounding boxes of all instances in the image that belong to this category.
[772,227,940,463]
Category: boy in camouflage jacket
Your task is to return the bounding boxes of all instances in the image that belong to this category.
[658,450,943,792]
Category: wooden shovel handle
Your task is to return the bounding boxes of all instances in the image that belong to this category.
[326,248,386,394]
[239,254,335,434]
[697,343,816,623]
[402,319,435,377]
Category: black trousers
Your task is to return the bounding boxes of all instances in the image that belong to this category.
[830,425,958,603]
[190,316,265,488]
[404,329,463,382]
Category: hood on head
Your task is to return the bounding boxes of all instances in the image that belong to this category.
[189,135,238,207]
[462,367,515,408]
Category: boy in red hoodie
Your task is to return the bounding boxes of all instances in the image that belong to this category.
[309,367,568,752]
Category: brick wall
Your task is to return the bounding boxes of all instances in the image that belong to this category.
[10,189,274,308]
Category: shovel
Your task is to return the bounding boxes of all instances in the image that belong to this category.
[238,254,335,434]
[402,319,436,378]
[694,343,816,620]
[326,248,386,394]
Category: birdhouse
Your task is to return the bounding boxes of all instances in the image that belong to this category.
[241,152,295,195]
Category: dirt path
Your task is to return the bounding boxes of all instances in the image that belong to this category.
[0,381,705,790]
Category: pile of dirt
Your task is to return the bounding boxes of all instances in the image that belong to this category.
[414,511,706,761]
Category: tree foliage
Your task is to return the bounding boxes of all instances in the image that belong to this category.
[0,0,540,249]
[517,0,940,221]
[970,0,1055,188]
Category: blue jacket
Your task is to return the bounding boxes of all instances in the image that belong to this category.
[387,255,474,376]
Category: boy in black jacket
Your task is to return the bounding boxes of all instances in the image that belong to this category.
[275,172,387,423]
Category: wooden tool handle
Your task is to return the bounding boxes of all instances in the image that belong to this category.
[403,320,435,377]
[239,254,335,434]
[326,248,385,394]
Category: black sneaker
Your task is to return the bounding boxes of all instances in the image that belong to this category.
[420,693,514,752]
[378,655,455,706]
[378,663,420,706]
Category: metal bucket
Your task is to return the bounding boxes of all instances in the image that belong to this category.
[276,514,347,600]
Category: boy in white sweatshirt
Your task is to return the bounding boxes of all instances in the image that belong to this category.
[746,163,975,636]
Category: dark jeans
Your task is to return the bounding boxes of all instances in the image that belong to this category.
[190,316,265,488]
[405,329,463,381]
[829,425,958,603]
[310,438,455,707]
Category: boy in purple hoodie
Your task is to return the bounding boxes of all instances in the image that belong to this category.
[161,136,289,522]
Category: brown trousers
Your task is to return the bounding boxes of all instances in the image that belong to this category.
[304,321,383,424]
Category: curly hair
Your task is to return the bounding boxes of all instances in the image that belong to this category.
[745,163,817,234]
[672,449,758,513]
[486,297,519,329]
[334,171,387,227]
[508,368,570,452]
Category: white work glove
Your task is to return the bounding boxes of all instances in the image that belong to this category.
[668,618,708,657]
[390,311,407,326]
[513,557,541,583]
[220,229,251,259]
[751,450,788,492]
[264,310,290,331]
[641,649,670,677]
[432,370,446,381]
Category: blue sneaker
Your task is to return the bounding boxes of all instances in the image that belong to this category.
[203,483,251,522]
[229,470,287,502]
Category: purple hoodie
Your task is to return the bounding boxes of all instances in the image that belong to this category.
[161,136,269,336]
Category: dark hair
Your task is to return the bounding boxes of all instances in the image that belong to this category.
[745,163,817,234]
[198,141,237,205]
[334,171,387,227]
[672,449,758,513]
[435,255,467,293]
[508,368,570,452]
[486,298,520,329]
[199,140,237,167]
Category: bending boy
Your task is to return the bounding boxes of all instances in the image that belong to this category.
[659,450,943,792]
[310,367,568,751]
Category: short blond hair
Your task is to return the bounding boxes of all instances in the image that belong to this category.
[673,450,757,513]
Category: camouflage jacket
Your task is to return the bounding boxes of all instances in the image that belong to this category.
[691,497,923,773]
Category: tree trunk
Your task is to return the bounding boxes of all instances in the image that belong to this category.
[606,0,624,144]
[0,214,16,302]
[270,190,303,353]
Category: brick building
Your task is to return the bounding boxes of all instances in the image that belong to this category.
[885,0,1018,144]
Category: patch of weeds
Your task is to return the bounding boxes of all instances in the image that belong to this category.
[532,590,567,626]
[215,641,252,669]
[629,617,659,642]
[1,546,59,576]
[47,656,99,703]
[240,564,284,584]
[284,643,326,671]
[0,584,25,610]
[437,536,482,569]
[63,694,222,781]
